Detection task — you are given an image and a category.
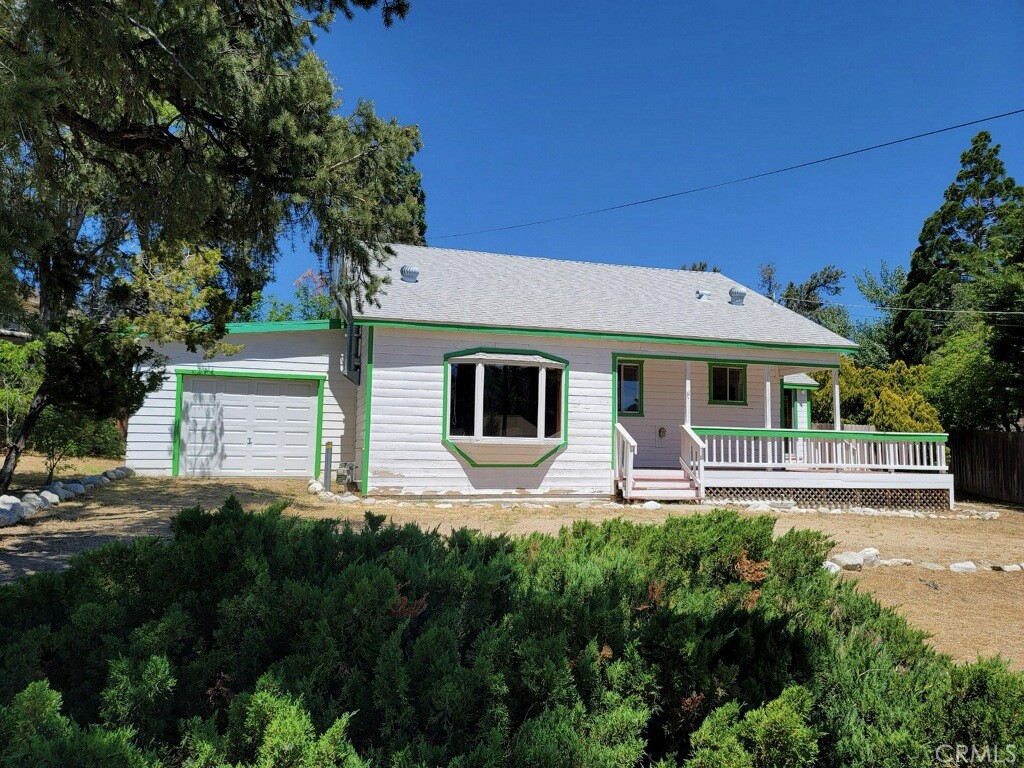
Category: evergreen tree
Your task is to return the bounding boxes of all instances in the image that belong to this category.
[758,262,853,338]
[892,131,1023,363]
[0,0,424,489]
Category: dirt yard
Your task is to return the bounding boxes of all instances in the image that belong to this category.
[2,454,1022,668]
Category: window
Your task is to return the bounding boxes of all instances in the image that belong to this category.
[447,355,565,440]
[709,364,746,405]
[617,362,643,416]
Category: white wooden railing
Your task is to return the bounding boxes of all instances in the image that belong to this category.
[679,425,706,491]
[691,428,948,472]
[614,423,638,497]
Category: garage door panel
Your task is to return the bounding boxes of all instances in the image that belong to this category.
[180,374,318,477]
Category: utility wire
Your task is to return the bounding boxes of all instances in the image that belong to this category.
[430,107,1024,240]
[782,296,1024,316]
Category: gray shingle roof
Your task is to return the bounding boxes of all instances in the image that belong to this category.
[357,245,857,351]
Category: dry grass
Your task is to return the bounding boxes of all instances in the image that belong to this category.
[2,453,1022,667]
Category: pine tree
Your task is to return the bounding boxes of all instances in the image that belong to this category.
[892,131,1023,364]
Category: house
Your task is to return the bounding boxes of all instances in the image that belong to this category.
[125,245,954,509]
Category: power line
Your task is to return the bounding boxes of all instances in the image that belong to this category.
[782,296,1024,317]
[430,107,1024,240]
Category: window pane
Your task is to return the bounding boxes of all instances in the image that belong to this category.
[449,363,476,436]
[619,363,640,413]
[712,366,728,401]
[545,368,562,438]
[483,365,539,437]
[728,368,742,402]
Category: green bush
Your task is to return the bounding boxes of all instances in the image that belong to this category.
[0,499,1021,767]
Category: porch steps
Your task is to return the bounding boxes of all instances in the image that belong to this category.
[618,470,702,502]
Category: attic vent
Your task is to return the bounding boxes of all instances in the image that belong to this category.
[695,289,711,302]
[400,264,420,283]
[729,286,747,306]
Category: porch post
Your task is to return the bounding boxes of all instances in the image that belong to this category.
[763,366,771,428]
[684,361,692,426]
[832,368,841,431]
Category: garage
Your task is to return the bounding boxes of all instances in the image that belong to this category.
[178,373,321,477]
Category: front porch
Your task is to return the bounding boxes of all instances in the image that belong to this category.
[611,355,953,508]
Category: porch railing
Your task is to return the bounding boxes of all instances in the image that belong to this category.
[691,427,948,472]
[679,425,706,491]
[614,422,638,496]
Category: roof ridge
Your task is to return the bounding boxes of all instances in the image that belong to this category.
[391,243,739,280]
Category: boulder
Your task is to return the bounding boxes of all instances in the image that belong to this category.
[879,558,914,566]
[39,490,61,506]
[335,494,359,503]
[98,475,110,485]
[102,469,120,480]
[831,552,864,571]
[1002,564,1022,572]
[308,480,325,494]
[746,502,773,512]
[822,561,842,574]
[66,482,86,495]
[858,547,881,567]
[920,561,946,571]
[950,561,978,574]
[56,488,75,501]
[397,501,414,508]
[0,507,18,526]
[21,492,48,510]
[0,494,19,505]
[116,466,136,477]
[48,480,64,489]
[640,500,662,510]
[434,503,453,509]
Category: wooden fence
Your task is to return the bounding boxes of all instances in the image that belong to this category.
[950,431,1024,505]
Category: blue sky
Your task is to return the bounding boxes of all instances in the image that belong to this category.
[271,1,1023,323]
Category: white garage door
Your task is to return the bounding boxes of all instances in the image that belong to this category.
[180,375,317,477]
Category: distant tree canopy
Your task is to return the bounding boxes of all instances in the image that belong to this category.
[683,261,722,272]
[246,270,338,323]
[0,0,425,489]
[758,262,852,338]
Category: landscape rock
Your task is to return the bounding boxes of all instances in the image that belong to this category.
[308,480,325,494]
[830,551,864,571]
[0,507,18,526]
[0,494,19,505]
[361,497,377,505]
[822,561,842,574]
[858,547,881,567]
[98,475,110,485]
[774,500,797,509]
[920,561,946,571]
[879,558,914,566]
[950,561,978,574]
[1002,564,1022,572]
[39,490,61,506]
[21,493,48,510]
[640,500,662,510]
[335,494,359,503]
[397,501,413,508]
[102,469,121,480]
[434,503,453,509]
[746,502,773,512]
[65,483,86,495]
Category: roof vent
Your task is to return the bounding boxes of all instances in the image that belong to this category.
[729,286,747,306]
[400,264,420,283]
[695,289,711,302]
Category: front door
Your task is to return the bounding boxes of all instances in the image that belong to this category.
[781,389,797,429]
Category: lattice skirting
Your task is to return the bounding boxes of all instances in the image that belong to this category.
[704,486,950,511]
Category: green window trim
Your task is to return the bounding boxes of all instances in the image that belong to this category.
[708,363,748,406]
[441,347,569,468]
[355,318,857,355]
[170,368,327,479]
[616,360,644,417]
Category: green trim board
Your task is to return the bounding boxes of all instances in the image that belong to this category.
[609,350,839,369]
[170,368,328,478]
[781,382,821,390]
[440,348,569,468]
[361,326,374,495]
[224,319,343,334]
[355,318,856,355]
[707,363,748,406]
[692,426,948,442]
[616,359,644,417]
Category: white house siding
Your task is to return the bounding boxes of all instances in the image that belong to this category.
[362,326,838,496]
[126,328,354,477]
